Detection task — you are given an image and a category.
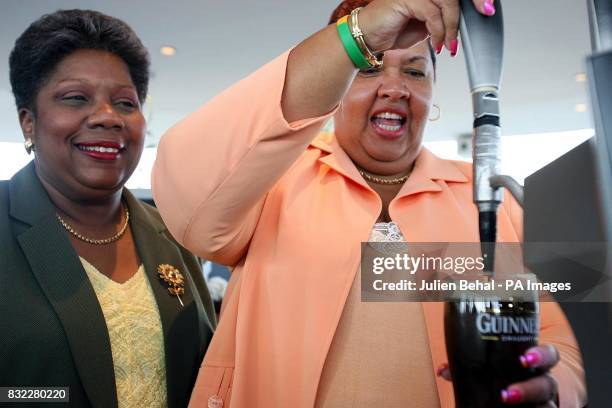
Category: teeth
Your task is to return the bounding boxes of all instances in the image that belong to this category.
[78,145,119,154]
[374,112,403,120]
[375,123,402,131]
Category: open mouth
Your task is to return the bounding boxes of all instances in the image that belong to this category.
[74,141,124,161]
[370,111,407,137]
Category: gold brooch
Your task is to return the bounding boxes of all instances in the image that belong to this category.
[158,264,185,306]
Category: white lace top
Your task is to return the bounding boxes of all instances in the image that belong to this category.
[369,221,405,242]
[80,258,167,408]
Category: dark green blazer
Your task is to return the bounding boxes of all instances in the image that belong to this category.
[0,162,215,408]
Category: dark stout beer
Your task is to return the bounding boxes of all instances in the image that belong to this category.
[445,288,539,407]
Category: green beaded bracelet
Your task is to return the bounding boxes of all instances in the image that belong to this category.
[336,15,371,70]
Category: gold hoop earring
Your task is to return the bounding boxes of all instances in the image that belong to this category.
[429,104,441,122]
[24,138,34,154]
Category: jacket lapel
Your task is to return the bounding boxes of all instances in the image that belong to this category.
[10,163,117,408]
[313,132,375,193]
[124,191,208,407]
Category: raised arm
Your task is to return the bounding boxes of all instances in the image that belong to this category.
[151,52,330,265]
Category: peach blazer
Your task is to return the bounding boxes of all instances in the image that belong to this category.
[152,51,586,408]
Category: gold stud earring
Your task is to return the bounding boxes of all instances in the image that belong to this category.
[429,104,441,122]
[24,138,34,154]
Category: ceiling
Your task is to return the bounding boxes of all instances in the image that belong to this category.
[0,0,595,146]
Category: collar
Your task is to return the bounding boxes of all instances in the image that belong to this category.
[9,161,55,226]
[311,131,469,198]
[122,189,167,234]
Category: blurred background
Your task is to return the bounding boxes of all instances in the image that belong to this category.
[0,0,595,190]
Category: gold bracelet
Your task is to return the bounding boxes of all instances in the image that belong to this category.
[349,7,383,69]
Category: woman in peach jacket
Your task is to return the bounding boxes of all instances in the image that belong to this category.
[152,0,586,406]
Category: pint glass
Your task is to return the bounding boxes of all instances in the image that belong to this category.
[444,286,539,407]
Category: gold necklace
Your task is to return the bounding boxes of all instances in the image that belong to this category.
[56,203,129,245]
[358,169,409,185]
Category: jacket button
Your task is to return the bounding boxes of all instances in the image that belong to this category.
[208,395,223,408]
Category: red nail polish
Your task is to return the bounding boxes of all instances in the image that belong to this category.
[501,388,522,404]
[449,39,459,57]
[519,351,540,367]
[435,42,444,54]
[484,0,496,16]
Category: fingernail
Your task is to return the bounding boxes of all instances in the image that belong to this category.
[519,351,540,368]
[435,42,444,55]
[449,39,459,57]
[501,388,522,404]
[436,363,448,377]
[484,0,496,16]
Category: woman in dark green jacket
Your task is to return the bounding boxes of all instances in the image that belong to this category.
[0,10,215,408]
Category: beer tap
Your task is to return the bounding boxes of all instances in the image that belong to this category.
[459,0,517,273]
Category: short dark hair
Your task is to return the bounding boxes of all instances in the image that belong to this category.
[328,0,437,71]
[9,9,150,111]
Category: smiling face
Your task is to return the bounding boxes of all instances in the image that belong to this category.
[20,49,146,201]
[334,41,434,176]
